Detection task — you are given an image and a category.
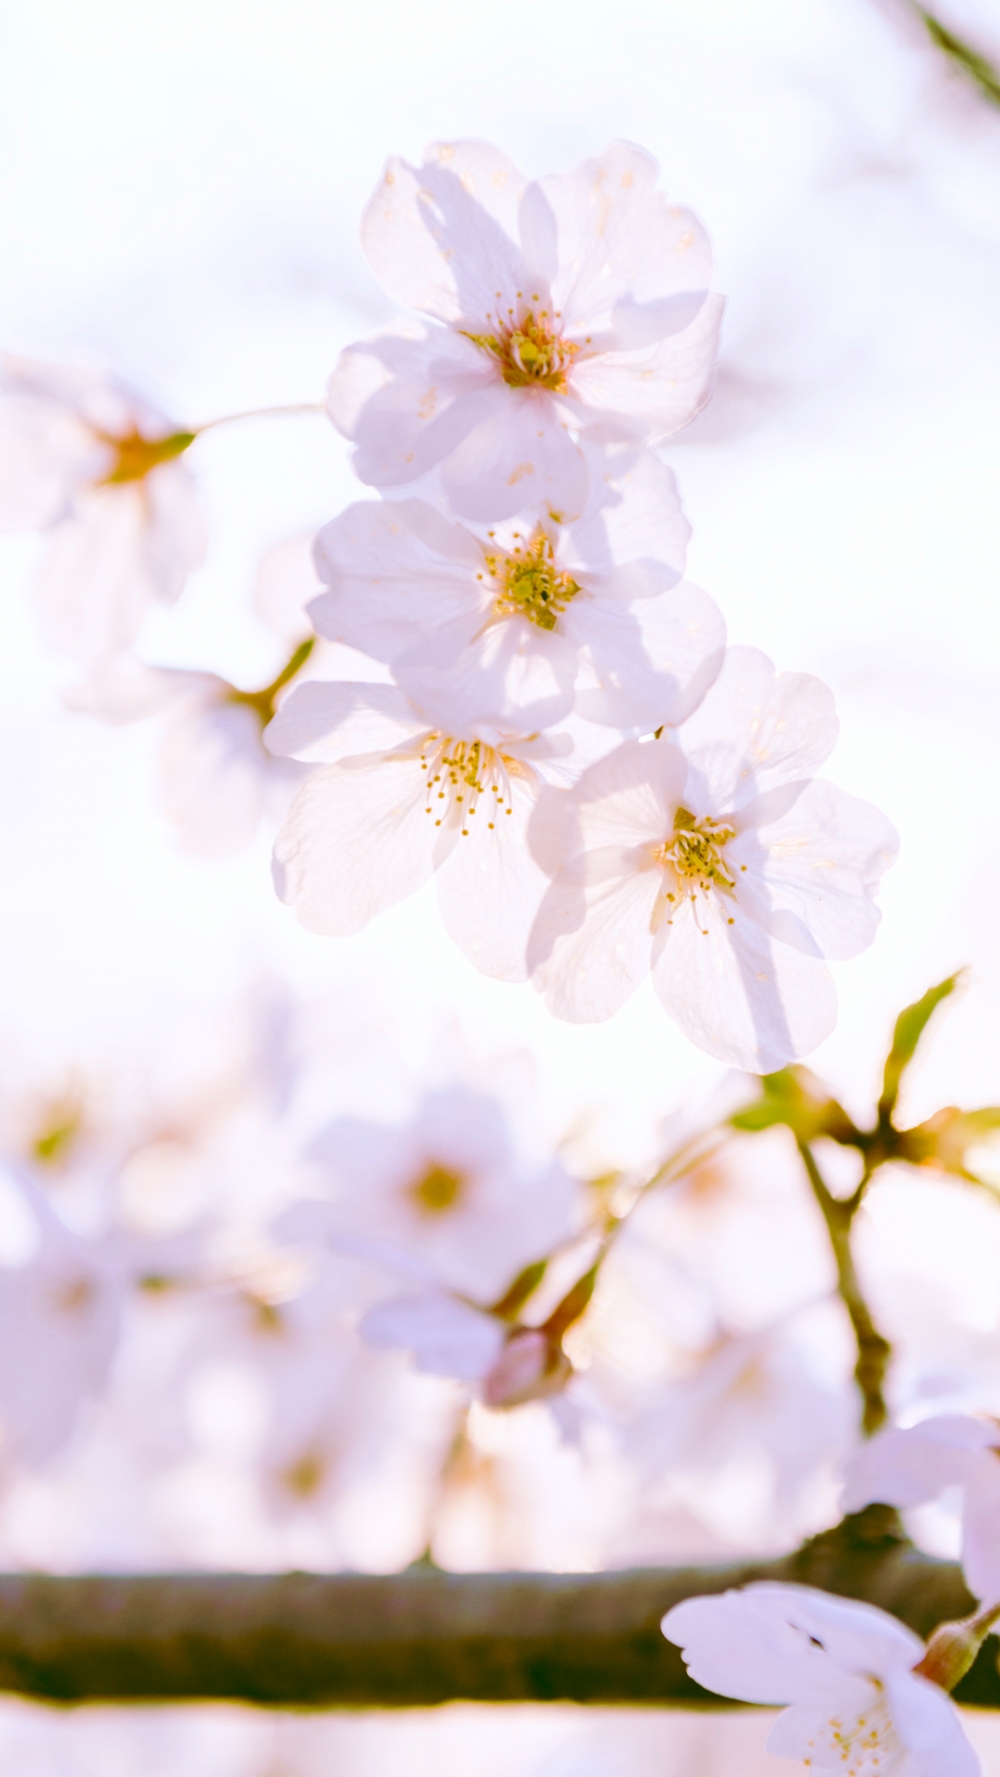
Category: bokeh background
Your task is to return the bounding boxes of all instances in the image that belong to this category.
[1,0,999,1768]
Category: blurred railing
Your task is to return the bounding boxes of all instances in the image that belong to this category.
[1,1512,998,1707]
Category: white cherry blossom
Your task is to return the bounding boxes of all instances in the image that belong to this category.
[662,1582,980,1777]
[843,1415,1000,1605]
[275,1085,579,1304]
[326,139,724,521]
[527,647,898,1070]
[311,439,723,731]
[264,679,588,980]
[0,355,206,662]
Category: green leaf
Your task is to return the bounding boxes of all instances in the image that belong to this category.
[917,8,1000,107]
[730,1067,858,1146]
[878,972,965,1125]
[898,1104,1000,1184]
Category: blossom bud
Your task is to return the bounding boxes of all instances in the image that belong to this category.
[914,1601,1000,1693]
[481,1328,572,1410]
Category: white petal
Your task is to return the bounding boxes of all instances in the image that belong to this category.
[842,1417,996,1513]
[361,142,527,324]
[33,487,157,663]
[273,755,445,934]
[0,396,107,530]
[65,660,217,724]
[263,681,424,763]
[961,1449,1000,1603]
[326,319,497,489]
[749,1583,924,1676]
[529,857,660,1023]
[679,645,840,810]
[732,778,899,960]
[569,580,725,730]
[539,143,713,330]
[651,891,837,1071]
[435,776,549,982]
[565,439,691,595]
[661,1588,834,1705]
[541,735,689,858]
[311,497,483,660]
[360,1289,505,1381]
[254,532,324,644]
[159,702,271,858]
[396,614,577,733]
[439,388,588,523]
[566,293,725,443]
[886,1671,981,1777]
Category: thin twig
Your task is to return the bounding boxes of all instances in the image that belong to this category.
[194,401,326,435]
[796,1139,891,1435]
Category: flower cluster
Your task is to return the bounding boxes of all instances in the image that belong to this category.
[264,139,898,1071]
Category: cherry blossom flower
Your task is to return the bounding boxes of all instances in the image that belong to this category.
[662,1582,980,1776]
[264,680,591,980]
[310,439,724,731]
[0,356,206,662]
[527,647,898,1070]
[843,1415,1000,1605]
[276,1086,579,1304]
[326,139,724,521]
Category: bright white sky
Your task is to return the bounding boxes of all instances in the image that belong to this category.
[0,0,998,1159]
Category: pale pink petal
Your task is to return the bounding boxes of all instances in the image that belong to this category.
[139,459,207,601]
[397,614,577,732]
[755,1584,923,1676]
[326,320,497,489]
[254,532,324,644]
[33,486,156,663]
[273,755,445,934]
[535,735,688,859]
[64,660,218,724]
[529,857,660,1022]
[0,397,108,530]
[263,681,425,763]
[651,890,837,1071]
[960,1450,1000,1604]
[568,580,725,730]
[311,497,484,660]
[563,440,690,596]
[731,779,899,961]
[361,142,526,324]
[159,701,271,857]
[679,646,840,810]
[539,143,713,330]
[359,1289,505,1381]
[439,387,588,522]
[886,1671,981,1777]
[565,294,725,443]
[842,1418,996,1513]
[661,1588,833,1705]
[435,776,550,982]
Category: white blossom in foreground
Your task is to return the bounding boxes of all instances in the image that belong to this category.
[311,440,724,731]
[662,1582,979,1777]
[527,647,898,1070]
[0,356,205,661]
[844,1416,1000,1605]
[327,139,724,520]
[264,680,589,980]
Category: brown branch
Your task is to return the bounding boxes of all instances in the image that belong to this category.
[797,1140,891,1435]
[0,1514,994,1706]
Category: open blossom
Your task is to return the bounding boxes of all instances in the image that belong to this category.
[0,355,206,662]
[311,439,724,731]
[274,1087,580,1400]
[527,647,898,1071]
[327,139,724,521]
[65,537,325,856]
[264,680,591,980]
[843,1416,1000,1605]
[662,1582,979,1777]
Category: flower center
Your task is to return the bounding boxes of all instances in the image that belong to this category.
[410,1162,465,1216]
[808,1692,897,1777]
[418,734,520,837]
[463,294,581,393]
[481,531,580,632]
[655,807,737,892]
[98,428,196,486]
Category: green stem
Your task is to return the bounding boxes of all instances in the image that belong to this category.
[911,5,1000,106]
[796,1139,891,1435]
[228,637,316,726]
